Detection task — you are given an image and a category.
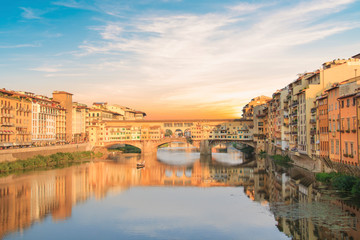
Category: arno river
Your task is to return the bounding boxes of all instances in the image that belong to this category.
[1,144,359,240]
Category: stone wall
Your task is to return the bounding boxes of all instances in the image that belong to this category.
[261,142,360,176]
[0,143,93,162]
[322,159,360,177]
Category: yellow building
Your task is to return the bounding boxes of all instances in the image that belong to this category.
[242,95,271,119]
[0,89,32,148]
[252,104,268,151]
[72,103,87,143]
[302,59,360,156]
[56,107,66,144]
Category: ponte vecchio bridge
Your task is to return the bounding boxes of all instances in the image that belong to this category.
[88,119,255,155]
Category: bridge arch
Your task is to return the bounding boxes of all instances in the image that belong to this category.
[199,139,255,156]
[104,141,143,153]
[208,140,255,149]
[153,137,199,149]
[174,129,183,137]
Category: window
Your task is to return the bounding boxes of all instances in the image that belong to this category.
[350,142,354,156]
[336,140,339,154]
[331,140,334,154]
[347,118,350,131]
[347,99,350,107]
[345,142,348,155]
[353,117,356,130]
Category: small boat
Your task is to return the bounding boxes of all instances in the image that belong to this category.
[137,161,145,168]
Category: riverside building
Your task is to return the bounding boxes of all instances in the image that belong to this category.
[0,89,32,148]
[248,55,360,167]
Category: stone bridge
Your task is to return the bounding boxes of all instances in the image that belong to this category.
[102,137,255,156]
[89,118,256,156]
[104,137,199,155]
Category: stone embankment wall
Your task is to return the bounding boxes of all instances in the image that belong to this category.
[0,143,93,162]
[260,142,360,176]
[321,157,360,177]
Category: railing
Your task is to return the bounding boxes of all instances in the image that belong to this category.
[1,123,14,127]
[291,101,299,107]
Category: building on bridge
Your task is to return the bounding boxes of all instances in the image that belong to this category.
[88,119,254,147]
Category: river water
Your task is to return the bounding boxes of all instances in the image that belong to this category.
[0,145,359,240]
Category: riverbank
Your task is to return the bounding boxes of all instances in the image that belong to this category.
[0,143,92,162]
[0,151,103,177]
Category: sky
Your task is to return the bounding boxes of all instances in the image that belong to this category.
[1,0,360,119]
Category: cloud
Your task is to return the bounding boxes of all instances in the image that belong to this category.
[20,7,43,19]
[29,65,62,73]
[45,73,88,77]
[0,43,40,48]
[228,2,271,13]
[26,0,359,119]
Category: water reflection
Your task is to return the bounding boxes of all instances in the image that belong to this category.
[0,147,359,240]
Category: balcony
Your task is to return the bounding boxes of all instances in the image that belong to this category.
[0,130,14,134]
[256,113,267,118]
[310,128,317,135]
[1,123,14,127]
[0,114,14,118]
[291,101,299,107]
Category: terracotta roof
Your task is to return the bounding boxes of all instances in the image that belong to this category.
[325,84,339,92]
[352,53,360,59]
[338,93,357,100]
[316,94,327,101]
[53,91,73,95]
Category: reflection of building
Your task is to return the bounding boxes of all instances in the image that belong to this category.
[1,154,359,240]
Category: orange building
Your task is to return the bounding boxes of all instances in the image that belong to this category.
[338,93,358,165]
[316,94,329,158]
[52,91,73,143]
[326,84,341,162]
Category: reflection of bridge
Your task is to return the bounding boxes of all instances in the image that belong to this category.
[89,119,255,155]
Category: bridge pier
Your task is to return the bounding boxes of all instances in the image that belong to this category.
[200,140,212,157]
[142,141,158,156]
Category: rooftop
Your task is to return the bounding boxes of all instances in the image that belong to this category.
[53,90,73,95]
